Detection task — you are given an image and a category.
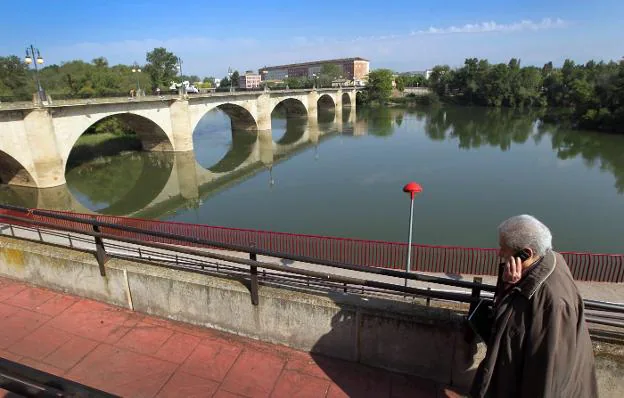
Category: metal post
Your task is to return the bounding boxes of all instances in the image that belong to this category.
[249,250,259,306]
[26,45,46,104]
[469,277,483,314]
[405,196,415,287]
[92,225,108,276]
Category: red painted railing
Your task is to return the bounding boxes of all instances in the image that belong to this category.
[1,208,623,282]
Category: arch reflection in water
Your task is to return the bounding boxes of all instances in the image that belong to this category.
[65,151,176,214]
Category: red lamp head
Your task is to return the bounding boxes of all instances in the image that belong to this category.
[402,182,422,200]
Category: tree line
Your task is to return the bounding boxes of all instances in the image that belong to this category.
[426,57,624,133]
[0,47,225,101]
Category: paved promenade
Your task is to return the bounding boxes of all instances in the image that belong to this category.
[0,277,462,398]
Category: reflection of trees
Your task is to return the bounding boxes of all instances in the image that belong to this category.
[357,107,394,137]
[0,185,38,208]
[422,105,624,194]
[66,151,174,213]
[537,123,624,193]
[424,106,536,150]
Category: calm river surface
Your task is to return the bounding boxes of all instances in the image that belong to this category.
[2,106,623,253]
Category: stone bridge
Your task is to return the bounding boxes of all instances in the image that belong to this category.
[0,88,358,188]
[1,113,362,217]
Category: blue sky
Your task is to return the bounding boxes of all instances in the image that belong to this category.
[2,0,623,77]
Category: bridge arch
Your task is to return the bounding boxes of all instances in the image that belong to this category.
[342,93,352,108]
[271,98,308,118]
[214,103,258,132]
[64,113,174,171]
[317,94,336,111]
[0,150,36,187]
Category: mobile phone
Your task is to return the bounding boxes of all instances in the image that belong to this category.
[515,249,530,261]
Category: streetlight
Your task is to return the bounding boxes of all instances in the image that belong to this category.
[24,44,45,104]
[228,67,234,93]
[284,74,289,90]
[261,69,268,92]
[132,62,142,98]
[176,57,184,96]
[312,73,318,89]
[402,182,422,287]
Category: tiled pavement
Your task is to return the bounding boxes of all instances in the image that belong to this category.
[0,277,464,398]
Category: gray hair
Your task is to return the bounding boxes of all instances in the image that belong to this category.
[498,215,553,257]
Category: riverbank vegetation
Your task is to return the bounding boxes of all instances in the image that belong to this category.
[427,58,624,133]
[362,58,624,133]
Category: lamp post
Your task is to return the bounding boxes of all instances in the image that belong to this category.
[312,73,317,89]
[176,57,184,97]
[261,69,268,92]
[132,62,142,98]
[228,67,234,93]
[402,182,422,287]
[284,74,289,90]
[24,44,45,104]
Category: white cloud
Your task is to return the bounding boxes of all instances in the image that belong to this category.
[411,18,568,35]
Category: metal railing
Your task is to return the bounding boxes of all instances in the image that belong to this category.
[0,357,116,397]
[0,86,363,110]
[1,204,621,282]
[0,204,623,329]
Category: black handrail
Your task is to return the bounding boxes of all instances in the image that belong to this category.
[0,211,481,304]
[0,204,496,292]
[2,203,624,323]
[0,357,117,397]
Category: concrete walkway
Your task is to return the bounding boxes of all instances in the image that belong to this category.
[0,277,462,398]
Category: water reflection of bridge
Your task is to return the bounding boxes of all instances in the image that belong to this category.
[0,107,370,217]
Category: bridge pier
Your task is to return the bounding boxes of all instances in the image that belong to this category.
[23,109,66,188]
[174,151,200,201]
[307,91,319,127]
[258,130,274,166]
[169,100,194,152]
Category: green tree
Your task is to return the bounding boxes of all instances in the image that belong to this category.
[319,63,343,86]
[231,70,240,87]
[395,76,405,92]
[364,69,394,104]
[144,47,178,90]
[0,55,32,99]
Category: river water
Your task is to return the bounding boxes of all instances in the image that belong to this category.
[1,105,623,253]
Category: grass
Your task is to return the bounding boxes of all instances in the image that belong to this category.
[68,133,142,168]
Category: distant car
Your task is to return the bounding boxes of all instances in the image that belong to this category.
[186,85,199,94]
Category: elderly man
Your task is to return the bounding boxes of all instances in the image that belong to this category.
[470,215,598,398]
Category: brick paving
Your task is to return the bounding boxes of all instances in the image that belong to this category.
[0,277,464,397]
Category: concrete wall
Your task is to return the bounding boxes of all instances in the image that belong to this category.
[1,236,621,395]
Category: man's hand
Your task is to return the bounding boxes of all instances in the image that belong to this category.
[502,256,523,284]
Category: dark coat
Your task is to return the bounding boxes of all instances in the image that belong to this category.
[470,250,598,398]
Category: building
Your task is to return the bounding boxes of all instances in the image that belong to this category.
[239,71,262,89]
[259,57,370,84]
